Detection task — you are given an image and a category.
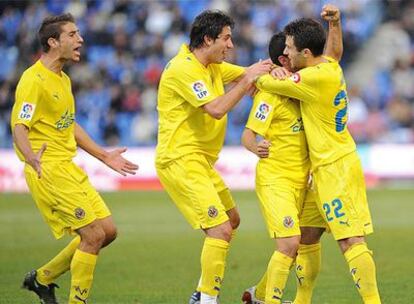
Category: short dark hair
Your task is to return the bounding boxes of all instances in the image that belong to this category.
[38,13,75,52]
[189,10,234,50]
[284,18,326,57]
[268,32,286,66]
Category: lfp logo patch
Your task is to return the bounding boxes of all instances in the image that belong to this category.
[19,102,36,121]
[254,102,272,121]
[191,81,209,99]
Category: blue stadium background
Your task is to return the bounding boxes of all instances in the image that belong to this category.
[0,0,413,148]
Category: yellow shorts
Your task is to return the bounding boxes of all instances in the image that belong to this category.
[156,154,235,229]
[24,161,111,239]
[256,183,326,238]
[313,152,373,240]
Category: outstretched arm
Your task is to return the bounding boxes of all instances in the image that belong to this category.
[75,123,138,176]
[321,4,343,61]
[203,59,272,119]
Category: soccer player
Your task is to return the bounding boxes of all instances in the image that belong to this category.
[255,6,382,304]
[11,14,138,304]
[155,10,272,304]
[241,30,327,304]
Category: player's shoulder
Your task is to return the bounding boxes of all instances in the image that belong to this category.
[18,63,45,87]
[254,90,285,106]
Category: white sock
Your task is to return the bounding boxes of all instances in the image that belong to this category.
[200,292,218,304]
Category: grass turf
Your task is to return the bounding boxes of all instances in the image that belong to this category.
[0,189,413,303]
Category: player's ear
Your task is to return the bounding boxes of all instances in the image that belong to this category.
[302,48,312,58]
[204,35,214,47]
[47,37,59,49]
[278,55,289,66]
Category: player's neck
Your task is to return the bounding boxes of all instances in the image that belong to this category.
[39,53,65,76]
[192,48,211,67]
[306,56,325,67]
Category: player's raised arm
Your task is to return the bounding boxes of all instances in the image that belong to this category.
[12,124,47,178]
[321,4,343,61]
[202,59,272,119]
[74,123,138,176]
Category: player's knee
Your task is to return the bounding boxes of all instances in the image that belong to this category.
[80,225,106,249]
[229,213,240,230]
[103,226,118,247]
[277,236,300,258]
[338,236,365,253]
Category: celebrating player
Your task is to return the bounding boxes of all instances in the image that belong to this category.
[241,31,327,304]
[255,5,381,304]
[155,10,272,304]
[11,13,138,303]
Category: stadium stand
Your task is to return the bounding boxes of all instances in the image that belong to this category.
[0,0,413,147]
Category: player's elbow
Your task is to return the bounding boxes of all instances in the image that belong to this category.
[203,104,225,120]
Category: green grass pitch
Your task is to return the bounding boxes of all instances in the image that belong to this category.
[1,189,413,303]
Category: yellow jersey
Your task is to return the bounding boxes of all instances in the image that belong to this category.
[11,60,77,162]
[256,56,356,169]
[246,91,310,187]
[156,44,245,166]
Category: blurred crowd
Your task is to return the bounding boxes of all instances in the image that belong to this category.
[0,0,413,148]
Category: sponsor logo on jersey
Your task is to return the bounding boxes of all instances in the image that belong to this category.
[290,73,301,83]
[55,110,75,130]
[19,102,36,121]
[283,216,294,228]
[207,205,218,218]
[191,81,209,99]
[254,102,272,121]
[74,207,85,220]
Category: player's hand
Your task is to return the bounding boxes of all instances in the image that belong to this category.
[246,59,273,83]
[103,147,139,176]
[27,143,47,179]
[256,139,270,158]
[321,4,340,23]
[270,66,291,80]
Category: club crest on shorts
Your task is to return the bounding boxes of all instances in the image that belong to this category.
[208,205,218,218]
[191,80,209,99]
[74,207,85,220]
[283,216,294,228]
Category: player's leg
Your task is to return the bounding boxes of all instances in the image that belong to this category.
[157,154,232,304]
[265,236,299,304]
[339,236,381,304]
[200,221,232,303]
[293,227,324,304]
[69,220,105,304]
[314,152,381,304]
[293,189,326,304]
[250,184,302,304]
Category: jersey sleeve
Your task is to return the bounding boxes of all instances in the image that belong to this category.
[219,61,245,85]
[12,75,43,129]
[256,68,319,103]
[245,91,277,137]
[166,62,217,108]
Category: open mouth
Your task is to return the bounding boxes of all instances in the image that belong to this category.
[73,47,81,56]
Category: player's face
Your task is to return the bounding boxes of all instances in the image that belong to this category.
[57,22,84,62]
[209,26,234,63]
[284,35,305,71]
